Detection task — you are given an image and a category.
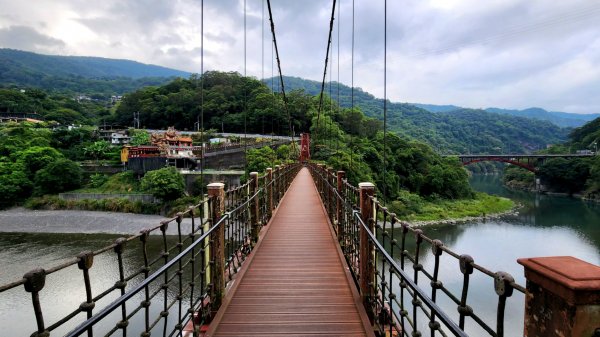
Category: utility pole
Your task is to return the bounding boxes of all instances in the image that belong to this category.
[133,111,140,129]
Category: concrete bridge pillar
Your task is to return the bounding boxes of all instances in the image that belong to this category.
[518,256,600,337]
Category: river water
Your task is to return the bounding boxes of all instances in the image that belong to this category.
[1,175,599,336]
[405,174,600,336]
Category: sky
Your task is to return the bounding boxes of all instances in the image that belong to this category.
[0,0,599,114]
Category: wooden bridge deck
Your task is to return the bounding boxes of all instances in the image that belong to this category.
[206,167,374,337]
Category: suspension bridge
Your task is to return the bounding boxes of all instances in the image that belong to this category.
[2,156,599,337]
[1,0,599,336]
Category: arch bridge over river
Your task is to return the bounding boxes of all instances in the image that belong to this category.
[451,153,595,172]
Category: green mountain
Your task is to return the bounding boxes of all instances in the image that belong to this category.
[0,49,191,95]
[266,76,568,154]
[484,107,599,128]
[412,102,598,128]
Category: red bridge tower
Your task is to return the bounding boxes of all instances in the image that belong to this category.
[299,133,310,162]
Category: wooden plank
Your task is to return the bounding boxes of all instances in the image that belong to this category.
[207,168,374,337]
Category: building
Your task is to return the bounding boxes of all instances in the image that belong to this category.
[110,131,131,145]
[122,127,200,174]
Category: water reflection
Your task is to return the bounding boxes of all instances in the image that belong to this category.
[383,175,600,337]
[0,232,187,336]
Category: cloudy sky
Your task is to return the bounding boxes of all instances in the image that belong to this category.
[1,0,599,114]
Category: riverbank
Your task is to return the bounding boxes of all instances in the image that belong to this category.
[411,207,519,227]
[401,192,515,224]
[0,207,189,235]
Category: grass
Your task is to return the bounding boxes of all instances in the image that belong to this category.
[25,195,161,214]
[406,193,514,222]
[75,172,143,194]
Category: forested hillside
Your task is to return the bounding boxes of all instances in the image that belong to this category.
[0,88,110,125]
[267,76,567,154]
[503,116,600,196]
[112,72,314,134]
[413,103,599,128]
[0,49,189,95]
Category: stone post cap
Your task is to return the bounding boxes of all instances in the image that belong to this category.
[207,182,225,190]
[358,182,375,189]
[518,256,600,305]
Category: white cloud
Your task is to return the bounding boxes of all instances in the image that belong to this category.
[0,0,599,114]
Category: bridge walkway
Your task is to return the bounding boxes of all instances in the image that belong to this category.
[206,167,374,337]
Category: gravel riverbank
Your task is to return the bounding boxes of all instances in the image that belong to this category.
[0,207,192,235]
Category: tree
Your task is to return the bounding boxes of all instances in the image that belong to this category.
[129,129,151,146]
[16,146,64,178]
[0,161,32,207]
[247,147,277,174]
[84,140,112,162]
[33,159,83,196]
[141,167,185,201]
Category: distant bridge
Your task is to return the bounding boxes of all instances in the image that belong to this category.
[450,153,595,172]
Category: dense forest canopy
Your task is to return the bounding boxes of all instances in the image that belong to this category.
[113,72,314,134]
[271,76,568,154]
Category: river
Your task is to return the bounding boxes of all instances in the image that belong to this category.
[1,175,599,336]
[404,174,600,336]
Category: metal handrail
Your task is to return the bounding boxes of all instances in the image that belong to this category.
[353,210,468,337]
[66,214,230,336]
[0,163,302,337]
[307,162,525,337]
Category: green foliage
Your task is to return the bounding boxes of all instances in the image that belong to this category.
[0,48,186,96]
[272,76,567,154]
[247,147,278,174]
[89,173,109,188]
[84,140,112,161]
[0,88,111,125]
[389,192,513,221]
[77,171,141,193]
[141,167,185,201]
[538,158,591,194]
[129,129,151,146]
[0,161,32,208]
[112,72,314,134]
[502,165,535,191]
[16,146,64,178]
[33,158,83,196]
[25,195,160,214]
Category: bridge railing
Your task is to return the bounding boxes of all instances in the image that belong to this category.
[308,163,525,337]
[0,163,301,337]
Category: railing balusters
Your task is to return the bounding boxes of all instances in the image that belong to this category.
[305,162,528,337]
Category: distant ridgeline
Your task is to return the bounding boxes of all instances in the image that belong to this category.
[0,48,190,95]
[266,76,568,154]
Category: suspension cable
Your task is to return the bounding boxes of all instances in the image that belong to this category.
[271,37,275,168]
[266,0,295,145]
[200,0,205,191]
[350,0,355,170]
[383,0,388,203]
[316,0,338,141]
[244,0,248,174]
[336,0,341,153]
